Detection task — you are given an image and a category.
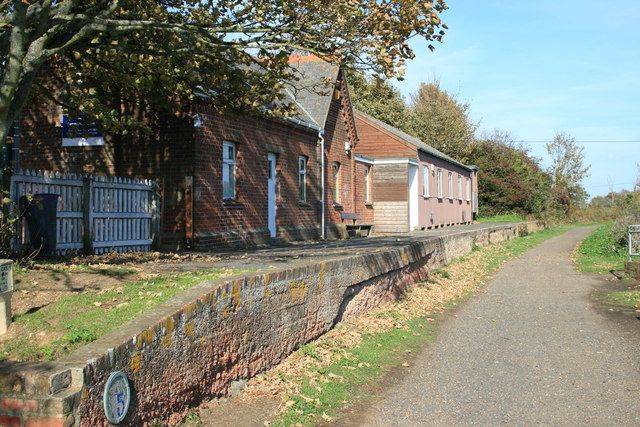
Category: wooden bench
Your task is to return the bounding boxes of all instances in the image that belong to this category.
[340,212,373,238]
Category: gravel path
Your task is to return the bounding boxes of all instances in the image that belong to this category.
[353,227,640,426]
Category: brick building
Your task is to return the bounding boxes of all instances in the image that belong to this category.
[354,110,478,234]
[15,55,370,249]
[286,55,372,236]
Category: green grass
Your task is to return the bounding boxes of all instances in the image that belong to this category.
[476,213,524,223]
[273,317,435,427]
[575,223,626,273]
[429,268,451,280]
[184,410,203,425]
[0,268,235,362]
[607,290,640,308]
[272,224,574,425]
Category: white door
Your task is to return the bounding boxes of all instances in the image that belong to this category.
[408,164,419,231]
[267,153,277,238]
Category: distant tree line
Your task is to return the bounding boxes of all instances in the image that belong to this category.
[349,74,590,220]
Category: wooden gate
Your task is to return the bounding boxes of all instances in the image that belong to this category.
[12,170,160,255]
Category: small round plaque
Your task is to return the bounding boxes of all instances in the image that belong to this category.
[103,371,131,424]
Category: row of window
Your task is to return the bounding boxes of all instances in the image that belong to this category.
[224,142,466,205]
[422,165,471,201]
[222,141,372,204]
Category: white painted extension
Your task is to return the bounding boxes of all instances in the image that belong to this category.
[408,164,419,231]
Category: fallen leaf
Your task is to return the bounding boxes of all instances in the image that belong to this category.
[321,413,333,422]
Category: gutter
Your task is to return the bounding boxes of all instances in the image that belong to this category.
[282,116,322,133]
[369,158,420,166]
[354,154,374,165]
[416,147,475,172]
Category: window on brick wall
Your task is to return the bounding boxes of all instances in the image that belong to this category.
[222,141,236,200]
[422,164,430,197]
[299,156,307,202]
[448,172,454,200]
[364,165,372,203]
[466,178,471,201]
[332,162,341,204]
[437,168,443,199]
[458,174,463,201]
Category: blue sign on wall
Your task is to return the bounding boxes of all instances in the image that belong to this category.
[62,114,105,147]
[103,371,131,424]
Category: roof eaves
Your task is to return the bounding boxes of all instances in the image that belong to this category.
[416,147,475,172]
[355,109,475,172]
[281,116,322,133]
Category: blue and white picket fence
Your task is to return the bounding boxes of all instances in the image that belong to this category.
[11,169,160,255]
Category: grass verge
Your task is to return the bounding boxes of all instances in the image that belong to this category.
[606,290,640,308]
[574,224,640,312]
[240,225,574,426]
[574,223,626,273]
[0,268,236,362]
[476,213,524,223]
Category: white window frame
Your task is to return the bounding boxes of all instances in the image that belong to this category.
[448,171,454,200]
[466,178,471,202]
[299,156,307,202]
[222,141,236,200]
[437,168,443,199]
[422,164,430,197]
[364,165,372,203]
[458,174,463,201]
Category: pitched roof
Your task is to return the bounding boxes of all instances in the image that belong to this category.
[286,56,340,128]
[354,110,475,172]
[194,66,322,133]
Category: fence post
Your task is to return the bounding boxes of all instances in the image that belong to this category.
[82,176,94,255]
[8,173,18,252]
[151,182,161,250]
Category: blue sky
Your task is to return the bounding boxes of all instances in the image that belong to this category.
[394,0,640,198]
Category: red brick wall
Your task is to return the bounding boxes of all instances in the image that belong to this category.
[324,71,360,236]
[17,96,196,249]
[19,98,117,175]
[192,107,321,248]
[18,74,369,248]
[354,160,374,223]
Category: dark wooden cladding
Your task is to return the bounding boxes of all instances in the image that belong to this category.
[373,163,407,202]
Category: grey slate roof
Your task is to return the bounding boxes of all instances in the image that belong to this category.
[286,57,340,128]
[355,110,475,172]
[195,61,322,133]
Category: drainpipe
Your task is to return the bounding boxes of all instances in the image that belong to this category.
[319,129,326,240]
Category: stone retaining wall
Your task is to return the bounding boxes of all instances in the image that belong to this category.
[0,222,544,426]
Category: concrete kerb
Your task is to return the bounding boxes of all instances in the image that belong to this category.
[0,221,545,426]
